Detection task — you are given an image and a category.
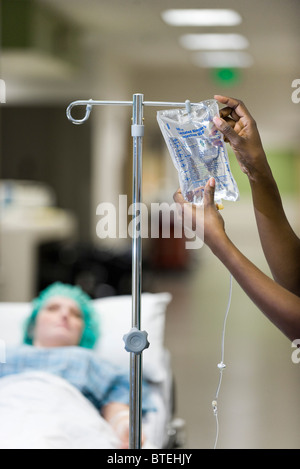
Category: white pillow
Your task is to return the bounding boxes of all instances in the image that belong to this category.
[94,293,172,383]
[0,292,172,383]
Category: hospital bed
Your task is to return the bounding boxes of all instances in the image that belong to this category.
[0,292,185,449]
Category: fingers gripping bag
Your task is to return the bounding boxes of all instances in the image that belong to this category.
[157,99,239,205]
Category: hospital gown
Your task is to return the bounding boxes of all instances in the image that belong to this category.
[0,346,157,448]
[0,345,153,412]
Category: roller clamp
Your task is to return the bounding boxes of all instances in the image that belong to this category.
[123,327,150,354]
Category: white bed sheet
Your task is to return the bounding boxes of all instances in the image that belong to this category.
[0,371,120,449]
[0,369,170,449]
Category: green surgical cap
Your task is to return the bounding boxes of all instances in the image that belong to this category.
[23,282,100,349]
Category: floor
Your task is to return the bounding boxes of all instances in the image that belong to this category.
[150,195,300,449]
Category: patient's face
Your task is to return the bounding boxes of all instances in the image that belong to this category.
[33,296,84,348]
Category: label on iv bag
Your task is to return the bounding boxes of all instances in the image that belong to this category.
[157,99,239,204]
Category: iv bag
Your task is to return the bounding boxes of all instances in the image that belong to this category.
[157,99,239,204]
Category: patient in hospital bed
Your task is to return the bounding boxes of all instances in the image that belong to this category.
[0,282,154,449]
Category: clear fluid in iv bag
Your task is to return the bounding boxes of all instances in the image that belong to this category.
[157,99,239,204]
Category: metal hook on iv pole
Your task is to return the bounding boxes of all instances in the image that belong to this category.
[66,98,197,125]
[66,99,93,124]
[66,99,135,124]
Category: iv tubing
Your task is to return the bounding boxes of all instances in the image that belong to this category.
[213,272,233,450]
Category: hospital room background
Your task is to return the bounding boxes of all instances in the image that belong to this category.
[0,0,300,449]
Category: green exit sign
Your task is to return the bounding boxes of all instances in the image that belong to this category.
[212,68,241,86]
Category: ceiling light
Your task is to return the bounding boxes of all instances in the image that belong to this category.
[161,9,242,27]
[179,34,249,50]
[192,52,253,68]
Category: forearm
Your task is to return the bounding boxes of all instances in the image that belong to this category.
[213,96,300,293]
[102,402,145,448]
[102,402,131,448]
[211,236,300,342]
[249,161,300,295]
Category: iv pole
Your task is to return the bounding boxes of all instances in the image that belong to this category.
[66,93,196,449]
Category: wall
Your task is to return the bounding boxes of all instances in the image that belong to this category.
[0,105,92,241]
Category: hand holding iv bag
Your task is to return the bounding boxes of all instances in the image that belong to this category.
[157,99,239,204]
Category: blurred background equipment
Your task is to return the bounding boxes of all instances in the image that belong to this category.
[0,180,77,301]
